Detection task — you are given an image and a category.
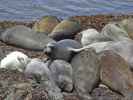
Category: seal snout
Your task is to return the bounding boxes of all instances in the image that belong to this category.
[44,42,56,56]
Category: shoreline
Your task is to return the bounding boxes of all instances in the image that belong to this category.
[0,14,133,30]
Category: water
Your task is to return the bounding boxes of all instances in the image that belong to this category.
[0,0,133,21]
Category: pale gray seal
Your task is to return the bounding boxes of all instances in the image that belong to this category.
[44,39,82,62]
[49,60,73,92]
[0,25,55,51]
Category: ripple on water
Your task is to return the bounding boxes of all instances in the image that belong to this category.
[0,0,133,21]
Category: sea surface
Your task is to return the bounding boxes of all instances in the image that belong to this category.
[0,0,133,21]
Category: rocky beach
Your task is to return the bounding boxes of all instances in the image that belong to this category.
[0,15,133,100]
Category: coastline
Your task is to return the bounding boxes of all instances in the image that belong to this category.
[0,14,133,100]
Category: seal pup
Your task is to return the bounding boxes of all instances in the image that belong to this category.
[44,39,82,62]
[49,60,73,92]
[0,51,31,72]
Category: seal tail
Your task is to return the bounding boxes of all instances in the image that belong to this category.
[68,45,92,53]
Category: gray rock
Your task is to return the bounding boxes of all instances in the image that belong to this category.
[25,58,64,100]
[104,39,133,70]
[101,23,129,41]
[80,28,110,46]
[71,49,100,100]
[1,25,54,51]
[49,60,73,92]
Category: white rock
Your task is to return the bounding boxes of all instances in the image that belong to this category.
[81,28,101,46]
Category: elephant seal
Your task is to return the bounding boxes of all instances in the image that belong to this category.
[44,39,82,62]
[49,60,73,92]
[49,19,81,41]
[1,25,55,51]
[0,51,31,72]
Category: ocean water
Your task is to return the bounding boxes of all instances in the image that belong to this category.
[0,0,133,21]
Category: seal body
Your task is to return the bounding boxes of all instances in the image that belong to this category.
[81,28,111,46]
[1,25,54,51]
[0,51,30,72]
[44,39,82,62]
[49,20,81,41]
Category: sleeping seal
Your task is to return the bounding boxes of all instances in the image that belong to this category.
[49,19,81,41]
[44,39,82,62]
[1,25,55,51]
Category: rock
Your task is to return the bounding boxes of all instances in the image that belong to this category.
[101,23,129,41]
[80,28,110,46]
[44,39,82,62]
[1,25,55,51]
[49,19,81,41]
[71,49,100,100]
[33,16,60,34]
[49,60,73,92]
[0,51,30,72]
[100,50,133,100]
[118,18,133,39]
[63,93,80,100]
[104,39,133,70]
[25,58,64,100]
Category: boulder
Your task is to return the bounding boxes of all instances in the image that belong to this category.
[100,50,133,100]
[80,28,110,46]
[118,18,133,39]
[33,16,60,34]
[101,23,129,41]
[71,48,100,100]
